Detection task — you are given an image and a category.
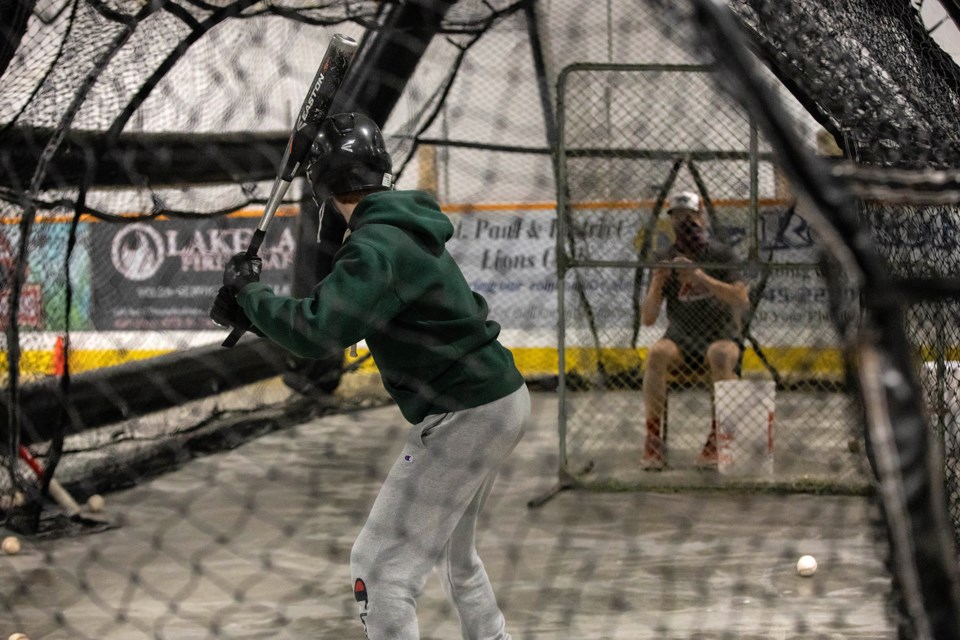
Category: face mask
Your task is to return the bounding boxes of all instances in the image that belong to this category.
[674,216,708,255]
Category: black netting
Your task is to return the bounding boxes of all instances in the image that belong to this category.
[3,0,960,637]
[731,0,960,562]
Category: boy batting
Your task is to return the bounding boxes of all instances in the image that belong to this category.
[212,112,529,639]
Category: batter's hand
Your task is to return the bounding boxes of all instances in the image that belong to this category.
[210,286,249,329]
[223,252,262,297]
[209,286,265,336]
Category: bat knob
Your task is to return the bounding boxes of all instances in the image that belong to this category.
[222,326,246,348]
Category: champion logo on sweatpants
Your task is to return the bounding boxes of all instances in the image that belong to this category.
[403,454,413,463]
[355,578,369,635]
[354,578,368,602]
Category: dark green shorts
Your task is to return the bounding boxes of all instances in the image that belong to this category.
[665,332,737,372]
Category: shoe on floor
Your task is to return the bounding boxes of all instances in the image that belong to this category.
[695,436,718,469]
[642,434,666,471]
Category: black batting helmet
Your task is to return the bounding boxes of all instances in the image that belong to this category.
[306,112,394,198]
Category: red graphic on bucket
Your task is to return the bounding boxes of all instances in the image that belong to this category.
[767,411,775,453]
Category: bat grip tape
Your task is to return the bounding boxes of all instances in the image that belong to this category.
[246,229,266,257]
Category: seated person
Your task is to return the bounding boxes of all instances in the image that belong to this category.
[638,191,749,470]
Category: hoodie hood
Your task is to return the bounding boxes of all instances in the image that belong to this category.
[349,190,452,256]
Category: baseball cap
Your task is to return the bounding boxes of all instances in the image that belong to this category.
[668,191,700,214]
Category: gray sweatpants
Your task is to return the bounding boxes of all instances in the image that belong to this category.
[350,384,530,639]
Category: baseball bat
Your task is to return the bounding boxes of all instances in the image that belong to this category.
[221,33,359,348]
[18,445,82,519]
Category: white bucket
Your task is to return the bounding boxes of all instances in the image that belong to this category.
[714,379,776,476]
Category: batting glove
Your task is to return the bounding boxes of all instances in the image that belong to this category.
[209,286,265,336]
[223,252,262,297]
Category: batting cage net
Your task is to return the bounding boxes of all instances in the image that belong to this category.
[1,0,960,637]
[555,62,863,493]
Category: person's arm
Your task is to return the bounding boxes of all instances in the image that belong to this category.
[640,267,671,326]
[237,241,404,359]
[679,257,750,312]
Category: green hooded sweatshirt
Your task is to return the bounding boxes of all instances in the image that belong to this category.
[237,190,525,424]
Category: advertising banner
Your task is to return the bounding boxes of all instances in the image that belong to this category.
[443,205,846,346]
[0,222,93,332]
[89,214,296,331]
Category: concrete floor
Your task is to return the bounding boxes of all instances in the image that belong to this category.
[0,390,895,639]
[563,386,868,492]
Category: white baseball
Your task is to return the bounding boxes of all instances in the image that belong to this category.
[87,494,105,513]
[797,554,817,577]
[2,536,21,556]
[9,632,30,640]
